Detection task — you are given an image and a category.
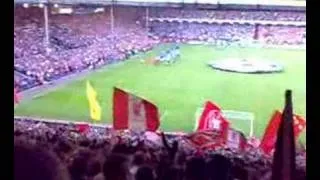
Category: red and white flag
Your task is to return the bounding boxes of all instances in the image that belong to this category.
[196,101,230,140]
[260,110,306,154]
[113,88,160,132]
[226,129,247,150]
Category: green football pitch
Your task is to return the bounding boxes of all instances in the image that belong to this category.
[15,44,306,141]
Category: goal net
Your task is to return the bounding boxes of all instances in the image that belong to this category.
[194,108,255,137]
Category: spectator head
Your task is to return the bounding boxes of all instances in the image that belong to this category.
[135,165,155,180]
[112,144,131,154]
[103,153,130,180]
[185,157,206,180]
[14,139,70,180]
[87,158,102,178]
[132,151,146,166]
[160,166,183,180]
[68,149,93,180]
[206,154,232,180]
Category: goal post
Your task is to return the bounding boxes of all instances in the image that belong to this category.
[194,108,255,137]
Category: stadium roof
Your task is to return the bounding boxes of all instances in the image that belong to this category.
[14,0,305,10]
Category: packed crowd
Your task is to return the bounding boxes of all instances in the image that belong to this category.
[14,7,159,91]
[150,22,256,44]
[14,6,306,91]
[150,22,305,46]
[150,8,306,22]
[257,25,305,45]
[14,118,306,180]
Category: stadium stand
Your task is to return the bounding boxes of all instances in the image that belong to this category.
[14,0,306,179]
[14,4,305,91]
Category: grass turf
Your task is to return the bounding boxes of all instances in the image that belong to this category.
[15,44,306,141]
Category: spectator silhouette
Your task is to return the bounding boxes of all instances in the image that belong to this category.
[206,154,232,180]
[103,153,130,180]
[135,165,155,180]
[185,157,206,180]
[14,139,70,180]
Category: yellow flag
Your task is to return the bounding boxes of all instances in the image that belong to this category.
[86,81,101,121]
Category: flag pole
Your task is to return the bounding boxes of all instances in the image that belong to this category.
[194,108,201,131]
[271,90,296,180]
[110,3,114,34]
[160,110,168,122]
[249,118,254,137]
[145,7,149,31]
[43,4,50,53]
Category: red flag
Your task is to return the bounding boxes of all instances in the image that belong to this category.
[259,110,282,154]
[197,101,230,141]
[76,123,90,134]
[187,130,224,150]
[14,88,20,104]
[113,88,160,131]
[200,141,222,151]
[260,110,306,154]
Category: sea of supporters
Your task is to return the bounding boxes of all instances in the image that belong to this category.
[14,6,306,180]
[14,118,306,180]
[14,7,305,91]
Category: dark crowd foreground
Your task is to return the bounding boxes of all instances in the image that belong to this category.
[14,118,306,180]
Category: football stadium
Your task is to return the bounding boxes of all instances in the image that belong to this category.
[14,0,306,179]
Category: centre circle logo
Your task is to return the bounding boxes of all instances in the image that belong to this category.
[208,59,284,74]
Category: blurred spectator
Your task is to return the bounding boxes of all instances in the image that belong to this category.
[135,166,155,180]
[14,139,70,180]
[103,153,131,180]
[185,157,206,180]
[206,154,232,180]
